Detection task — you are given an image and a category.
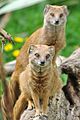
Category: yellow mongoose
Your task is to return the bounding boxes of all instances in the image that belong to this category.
[1,5,68,120]
[13,45,62,120]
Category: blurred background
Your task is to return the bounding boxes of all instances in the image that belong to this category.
[0,0,80,62]
[0,0,80,118]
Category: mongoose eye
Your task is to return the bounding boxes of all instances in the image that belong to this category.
[46,54,50,60]
[50,13,54,17]
[35,53,40,58]
[60,13,63,18]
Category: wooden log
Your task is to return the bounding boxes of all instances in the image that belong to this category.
[20,90,80,120]
[4,60,16,75]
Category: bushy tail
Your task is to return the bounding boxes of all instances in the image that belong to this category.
[1,71,20,120]
[0,52,13,120]
[0,28,15,120]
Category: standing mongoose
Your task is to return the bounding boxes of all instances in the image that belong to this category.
[13,45,62,120]
[1,5,68,120]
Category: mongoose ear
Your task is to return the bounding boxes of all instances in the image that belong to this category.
[29,45,37,54]
[44,4,51,14]
[49,46,55,56]
[62,5,69,16]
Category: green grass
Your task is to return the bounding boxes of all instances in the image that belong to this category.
[3,2,45,62]
[4,3,80,59]
[61,5,80,56]
[5,3,44,35]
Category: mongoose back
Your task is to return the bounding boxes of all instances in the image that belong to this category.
[13,45,62,120]
[1,5,68,119]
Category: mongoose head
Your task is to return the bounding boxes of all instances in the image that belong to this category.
[44,5,69,26]
[29,45,55,70]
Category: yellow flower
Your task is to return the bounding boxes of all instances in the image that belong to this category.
[13,50,20,57]
[4,43,13,51]
[14,37,23,43]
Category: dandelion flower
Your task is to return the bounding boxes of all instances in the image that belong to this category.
[13,50,20,57]
[4,43,13,52]
[14,37,23,43]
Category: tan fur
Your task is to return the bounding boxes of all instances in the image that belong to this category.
[13,45,62,120]
[1,5,68,120]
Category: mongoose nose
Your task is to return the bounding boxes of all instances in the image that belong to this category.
[40,61,45,66]
[55,20,59,24]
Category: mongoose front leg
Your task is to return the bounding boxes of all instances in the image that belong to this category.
[31,92,40,117]
[41,92,49,118]
[13,92,27,120]
[27,99,34,110]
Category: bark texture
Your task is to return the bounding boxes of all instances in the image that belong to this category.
[20,90,80,120]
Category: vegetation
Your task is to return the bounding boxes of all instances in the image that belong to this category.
[0,0,80,118]
[2,1,79,62]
